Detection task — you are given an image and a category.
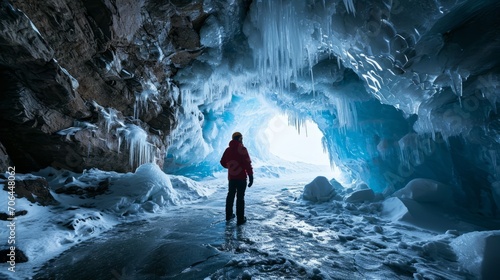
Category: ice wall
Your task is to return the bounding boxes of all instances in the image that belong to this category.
[165,0,500,216]
[245,1,499,207]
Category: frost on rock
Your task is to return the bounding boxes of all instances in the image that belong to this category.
[93,101,157,170]
[303,176,336,202]
[56,101,164,171]
[134,79,160,119]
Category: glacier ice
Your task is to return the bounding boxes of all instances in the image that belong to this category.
[161,0,500,217]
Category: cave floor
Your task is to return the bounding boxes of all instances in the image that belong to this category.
[31,175,473,280]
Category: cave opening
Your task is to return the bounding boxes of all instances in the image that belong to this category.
[265,113,329,166]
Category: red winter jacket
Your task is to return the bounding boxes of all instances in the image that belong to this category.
[220,140,253,180]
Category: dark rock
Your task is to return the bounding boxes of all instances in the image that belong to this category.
[55,178,110,198]
[169,15,201,50]
[0,142,11,172]
[168,49,204,68]
[0,0,207,173]
[63,212,103,230]
[3,178,58,206]
[0,210,28,221]
[148,105,178,133]
[64,177,76,184]
[0,248,29,263]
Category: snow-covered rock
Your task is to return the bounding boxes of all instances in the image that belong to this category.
[381,197,478,233]
[344,188,375,203]
[329,178,345,192]
[303,176,336,202]
[393,178,453,204]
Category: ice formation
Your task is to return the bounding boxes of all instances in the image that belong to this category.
[4,1,500,279]
[56,101,158,170]
[161,0,500,220]
[134,80,159,119]
[118,124,156,170]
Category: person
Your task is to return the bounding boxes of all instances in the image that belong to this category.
[220,132,254,225]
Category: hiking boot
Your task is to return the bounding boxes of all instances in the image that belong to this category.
[237,217,247,225]
[226,213,235,222]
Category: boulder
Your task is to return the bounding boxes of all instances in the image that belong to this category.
[3,177,58,206]
[0,210,28,221]
[303,176,336,202]
[345,188,375,203]
[393,178,452,204]
[0,248,28,263]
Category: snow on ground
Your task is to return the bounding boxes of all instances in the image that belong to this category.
[0,163,215,280]
[207,173,499,280]
[1,163,499,279]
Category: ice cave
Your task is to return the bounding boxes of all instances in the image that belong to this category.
[1,0,500,279]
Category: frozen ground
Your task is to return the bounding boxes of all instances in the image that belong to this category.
[1,164,500,279]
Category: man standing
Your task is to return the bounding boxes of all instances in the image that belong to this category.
[220,132,254,225]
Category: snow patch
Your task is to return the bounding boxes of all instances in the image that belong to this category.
[0,164,215,279]
[382,197,478,233]
[109,163,210,214]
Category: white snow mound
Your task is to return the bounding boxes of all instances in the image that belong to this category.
[104,163,209,215]
[303,176,336,202]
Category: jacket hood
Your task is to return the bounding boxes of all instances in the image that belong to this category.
[229,139,242,148]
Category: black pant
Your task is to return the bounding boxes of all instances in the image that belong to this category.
[226,179,247,221]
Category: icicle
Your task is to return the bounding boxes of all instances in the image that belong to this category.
[134,80,159,119]
[488,149,499,179]
[450,70,463,98]
[307,47,316,96]
[251,0,310,91]
[343,0,356,16]
[87,141,91,159]
[334,97,358,130]
[118,124,156,169]
[397,133,431,169]
[477,74,500,110]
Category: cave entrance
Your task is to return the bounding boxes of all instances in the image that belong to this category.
[264,114,330,166]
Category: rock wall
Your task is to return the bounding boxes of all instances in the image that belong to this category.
[0,0,206,173]
[0,142,10,171]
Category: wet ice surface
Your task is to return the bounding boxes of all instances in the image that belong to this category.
[32,174,476,280]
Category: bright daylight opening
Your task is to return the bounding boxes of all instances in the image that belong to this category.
[264,114,330,166]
